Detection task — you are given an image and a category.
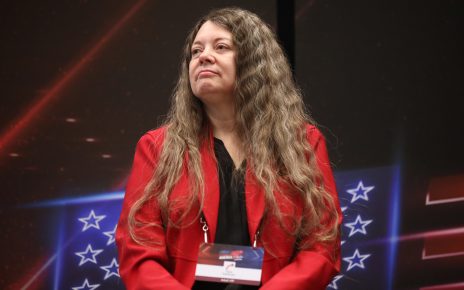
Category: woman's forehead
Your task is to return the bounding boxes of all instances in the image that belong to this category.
[193,21,233,43]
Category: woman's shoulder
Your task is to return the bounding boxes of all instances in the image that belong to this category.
[144,126,168,139]
[136,126,168,149]
[304,123,324,142]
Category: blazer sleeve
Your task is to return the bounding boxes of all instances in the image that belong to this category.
[116,132,189,290]
[260,126,342,290]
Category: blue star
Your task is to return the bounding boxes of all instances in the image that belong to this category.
[103,224,117,245]
[78,210,106,232]
[75,244,104,266]
[343,249,371,271]
[72,278,100,290]
[346,181,375,203]
[100,258,120,280]
[328,274,343,289]
[344,215,373,237]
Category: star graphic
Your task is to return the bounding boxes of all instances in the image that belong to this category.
[75,244,104,266]
[343,249,371,271]
[103,224,117,245]
[346,181,375,203]
[78,210,106,232]
[344,215,373,237]
[100,258,120,280]
[328,274,343,289]
[72,278,100,290]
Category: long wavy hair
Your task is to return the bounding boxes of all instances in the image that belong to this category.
[129,7,339,250]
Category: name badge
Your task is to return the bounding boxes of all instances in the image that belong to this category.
[195,243,264,286]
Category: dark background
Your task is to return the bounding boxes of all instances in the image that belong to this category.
[1,0,463,289]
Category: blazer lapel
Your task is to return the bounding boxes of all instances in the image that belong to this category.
[245,166,265,243]
[199,136,219,242]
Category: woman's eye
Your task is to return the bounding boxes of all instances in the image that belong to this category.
[216,44,228,50]
[191,48,202,57]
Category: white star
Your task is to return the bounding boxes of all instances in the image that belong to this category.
[100,258,120,280]
[72,278,100,290]
[343,249,371,271]
[346,181,375,203]
[78,210,106,232]
[328,274,343,289]
[75,244,104,266]
[103,224,117,245]
[344,215,373,237]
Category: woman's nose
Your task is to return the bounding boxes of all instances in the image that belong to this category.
[199,47,215,64]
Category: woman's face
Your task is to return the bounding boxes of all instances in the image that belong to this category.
[188,21,236,107]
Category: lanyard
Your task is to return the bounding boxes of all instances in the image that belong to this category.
[199,214,261,247]
[199,215,210,243]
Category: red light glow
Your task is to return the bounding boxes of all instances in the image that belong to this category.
[0,0,147,161]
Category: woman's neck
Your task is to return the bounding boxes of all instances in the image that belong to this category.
[204,103,236,138]
[204,104,244,169]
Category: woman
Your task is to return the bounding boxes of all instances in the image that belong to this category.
[116,7,342,290]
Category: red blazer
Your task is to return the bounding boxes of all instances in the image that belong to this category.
[116,124,342,290]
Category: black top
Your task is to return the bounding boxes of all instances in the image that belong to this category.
[214,137,250,246]
[192,138,259,290]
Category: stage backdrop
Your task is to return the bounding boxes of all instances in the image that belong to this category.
[1,0,463,289]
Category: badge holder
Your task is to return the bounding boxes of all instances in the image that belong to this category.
[194,216,264,286]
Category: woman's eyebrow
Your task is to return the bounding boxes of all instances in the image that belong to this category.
[192,37,233,46]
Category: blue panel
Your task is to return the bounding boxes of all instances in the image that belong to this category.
[54,195,125,289]
[327,166,400,290]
